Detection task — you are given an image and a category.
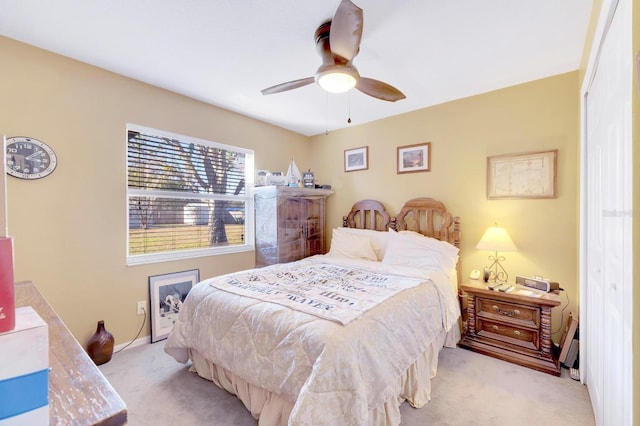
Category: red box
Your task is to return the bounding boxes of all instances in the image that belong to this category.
[0,237,15,333]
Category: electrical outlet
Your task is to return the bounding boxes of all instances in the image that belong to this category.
[136,301,146,316]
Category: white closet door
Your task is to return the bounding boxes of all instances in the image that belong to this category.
[582,0,632,424]
[585,76,604,421]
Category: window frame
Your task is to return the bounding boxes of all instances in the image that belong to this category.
[126,124,254,266]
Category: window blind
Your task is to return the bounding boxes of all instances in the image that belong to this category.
[126,126,253,264]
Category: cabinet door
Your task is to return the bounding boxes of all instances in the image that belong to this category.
[277,198,304,263]
[301,198,325,257]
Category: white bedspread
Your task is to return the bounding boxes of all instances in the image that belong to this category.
[165,255,460,425]
[208,261,426,325]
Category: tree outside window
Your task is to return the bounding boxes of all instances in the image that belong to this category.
[126,126,253,264]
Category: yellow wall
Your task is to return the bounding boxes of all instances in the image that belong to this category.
[0,36,310,345]
[310,72,580,337]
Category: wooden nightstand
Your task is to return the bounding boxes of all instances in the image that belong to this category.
[458,281,561,376]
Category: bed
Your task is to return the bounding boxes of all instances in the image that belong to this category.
[165,197,462,425]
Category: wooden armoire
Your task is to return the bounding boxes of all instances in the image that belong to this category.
[254,186,333,266]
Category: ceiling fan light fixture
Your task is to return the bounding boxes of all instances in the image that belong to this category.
[261,1,404,102]
[317,69,357,93]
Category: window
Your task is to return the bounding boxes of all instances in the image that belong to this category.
[126,125,254,265]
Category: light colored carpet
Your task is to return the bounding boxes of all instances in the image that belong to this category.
[100,343,595,425]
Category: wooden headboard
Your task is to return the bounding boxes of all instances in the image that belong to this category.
[342,199,391,231]
[391,198,461,248]
[342,198,461,248]
[341,198,463,309]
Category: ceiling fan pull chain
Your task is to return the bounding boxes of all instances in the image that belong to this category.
[347,91,352,124]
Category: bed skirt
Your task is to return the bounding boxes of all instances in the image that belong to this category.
[187,325,459,426]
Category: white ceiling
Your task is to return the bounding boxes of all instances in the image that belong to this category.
[0,1,593,136]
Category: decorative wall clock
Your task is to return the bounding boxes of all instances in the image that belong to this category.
[5,136,58,180]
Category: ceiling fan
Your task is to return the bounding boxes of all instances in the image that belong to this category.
[261,0,405,102]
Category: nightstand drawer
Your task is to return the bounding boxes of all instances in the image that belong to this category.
[476,297,540,328]
[476,319,539,351]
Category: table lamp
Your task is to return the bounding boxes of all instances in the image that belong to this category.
[476,225,517,282]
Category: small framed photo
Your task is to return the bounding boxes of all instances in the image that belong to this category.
[149,269,200,343]
[397,142,431,174]
[487,149,557,199]
[344,146,368,172]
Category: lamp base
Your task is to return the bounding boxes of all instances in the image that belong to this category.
[485,252,509,283]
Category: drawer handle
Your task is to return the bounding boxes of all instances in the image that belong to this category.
[492,305,520,317]
[513,330,521,336]
[492,325,499,331]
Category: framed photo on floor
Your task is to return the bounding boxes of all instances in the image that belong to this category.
[149,269,199,343]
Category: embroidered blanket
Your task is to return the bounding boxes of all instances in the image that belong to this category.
[208,260,424,325]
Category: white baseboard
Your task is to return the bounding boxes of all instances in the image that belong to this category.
[113,336,150,352]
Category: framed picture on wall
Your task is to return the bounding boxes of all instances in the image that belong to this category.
[486,149,557,199]
[397,142,431,174]
[149,269,200,343]
[344,146,368,172]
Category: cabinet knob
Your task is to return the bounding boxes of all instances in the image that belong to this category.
[513,330,521,336]
[492,305,499,311]
[492,325,499,331]
[513,309,520,316]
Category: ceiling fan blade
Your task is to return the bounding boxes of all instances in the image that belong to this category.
[261,77,316,95]
[329,0,363,62]
[356,77,406,102]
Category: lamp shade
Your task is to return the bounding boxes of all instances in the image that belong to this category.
[475,226,517,252]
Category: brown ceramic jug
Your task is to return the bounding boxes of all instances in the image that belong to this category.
[87,320,114,365]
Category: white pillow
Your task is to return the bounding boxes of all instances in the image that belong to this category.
[397,230,459,267]
[382,229,459,274]
[328,227,377,261]
[337,227,389,261]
